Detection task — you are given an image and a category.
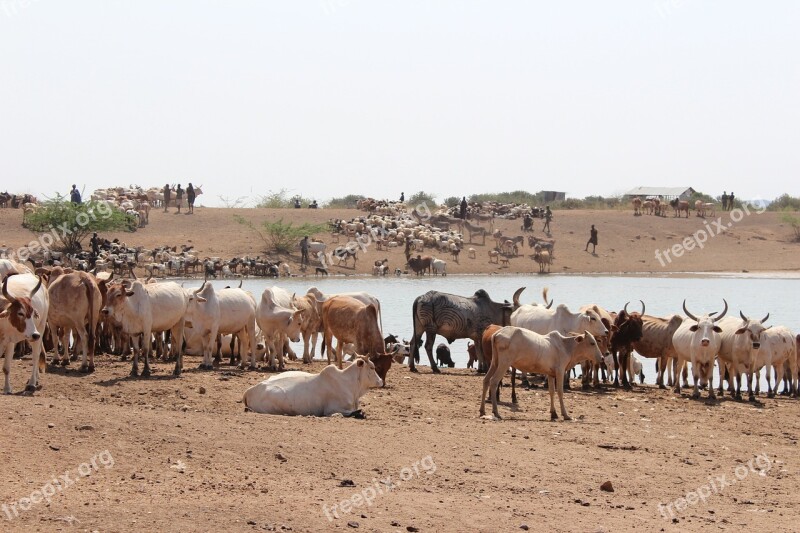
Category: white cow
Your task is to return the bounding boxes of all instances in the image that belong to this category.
[242,357,383,416]
[671,300,727,399]
[510,291,609,339]
[101,280,189,376]
[254,288,304,370]
[432,258,447,276]
[185,281,258,370]
[1,275,48,394]
[480,327,603,421]
[716,311,770,401]
[307,287,383,336]
[752,326,797,398]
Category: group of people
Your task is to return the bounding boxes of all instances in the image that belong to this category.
[721,191,736,210]
[163,183,196,214]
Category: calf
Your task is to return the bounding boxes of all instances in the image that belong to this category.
[480,327,603,420]
[322,296,384,369]
[435,343,455,367]
[242,357,383,416]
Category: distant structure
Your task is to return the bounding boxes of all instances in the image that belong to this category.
[623,186,695,201]
[542,190,566,202]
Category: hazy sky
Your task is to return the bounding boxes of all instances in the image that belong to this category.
[1,1,797,206]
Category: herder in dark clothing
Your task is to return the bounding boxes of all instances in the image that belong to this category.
[543,206,553,233]
[90,232,101,255]
[70,185,82,204]
[728,192,735,210]
[175,184,184,213]
[721,191,729,211]
[400,192,405,203]
[300,236,310,267]
[585,225,598,253]
[163,184,171,212]
[460,197,468,219]
[186,183,196,214]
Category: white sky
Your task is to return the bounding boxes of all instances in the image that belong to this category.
[1,1,797,206]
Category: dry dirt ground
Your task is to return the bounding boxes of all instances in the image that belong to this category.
[1,353,799,532]
[1,205,798,276]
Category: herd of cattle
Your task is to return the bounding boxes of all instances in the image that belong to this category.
[631,196,717,218]
[1,257,797,421]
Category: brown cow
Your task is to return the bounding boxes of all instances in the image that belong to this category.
[322,296,384,369]
[407,255,432,275]
[47,271,103,372]
[480,324,519,403]
[670,198,690,218]
[631,314,684,388]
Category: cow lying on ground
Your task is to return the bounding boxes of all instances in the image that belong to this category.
[242,357,383,417]
[480,327,603,421]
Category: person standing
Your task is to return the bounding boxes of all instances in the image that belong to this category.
[585,224,598,253]
[175,184,184,213]
[163,183,172,212]
[90,232,101,255]
[300,236,310,267]
[543,206,553,233]
[70,185,82,204]
[460,197,468,219]
[728,192,735,210]
[400,192,405,203]
[186,183,196,214]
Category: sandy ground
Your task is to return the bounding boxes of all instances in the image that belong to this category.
[1,205,800,532]
[1,355,798,532]
[1,204,798,276]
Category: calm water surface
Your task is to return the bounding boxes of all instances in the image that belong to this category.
[182,274,800,386]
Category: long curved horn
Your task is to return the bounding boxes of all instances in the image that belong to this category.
[760,312,769,324]
[682,299,698,322]
[639,300,645,316]
[542,287,553,309]
[30,276,43,297]
[740,310,748,321]
[512,287,525,308]
[131,268,137,280]
[238,279,243,289]
[713,299,728,322]
[623,301,630,314]
[195,280,207,294]
[2,277,17,304]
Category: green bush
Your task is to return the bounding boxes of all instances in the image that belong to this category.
[768,194,800,212]
[255,189,313,209]
[780,211,800,241]
[234,215,327,254]
[408,191,437,206]
[325,194,366,209]
[23,195,133,253]
[443,196,460,208]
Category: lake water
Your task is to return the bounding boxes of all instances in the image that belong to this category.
[182,273,800,388]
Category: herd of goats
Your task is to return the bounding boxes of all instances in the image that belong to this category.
[1,252,797,420]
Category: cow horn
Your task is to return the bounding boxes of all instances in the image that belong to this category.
[195,280,207,294]
[760,312,769,324]
[740,310,748,321]
[713,299,728,322]
[2,277,17,304]
[682,300,698,322]
[238,279,242,289]
[542,287,553,309]
[512,287,525,308]
[30,276,43,297]
[131,268,137,280]
[639,300,645,315]
[623,301,630,314]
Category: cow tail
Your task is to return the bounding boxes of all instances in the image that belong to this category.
[81,277,97,357]
[411,297,420,363]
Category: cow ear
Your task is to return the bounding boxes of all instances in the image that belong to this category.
[125,290,135,297]
[735,328,747,334]
[575,335,584,343]
[196,296,207,303]
[713,326,723,333]
[356,359,365,367]
[689,325,699,332]
[611,325,619,332]
[0,309,8,318]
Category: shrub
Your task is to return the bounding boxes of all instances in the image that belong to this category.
[780,211,800,242]
[408,191,437,207]
[255,189,313,209]
[768,194,800,212]
[325,194,366,209]
[234,215,327,254]
[23,195,133,253]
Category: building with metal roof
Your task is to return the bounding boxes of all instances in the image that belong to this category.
[623,186,695,200]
